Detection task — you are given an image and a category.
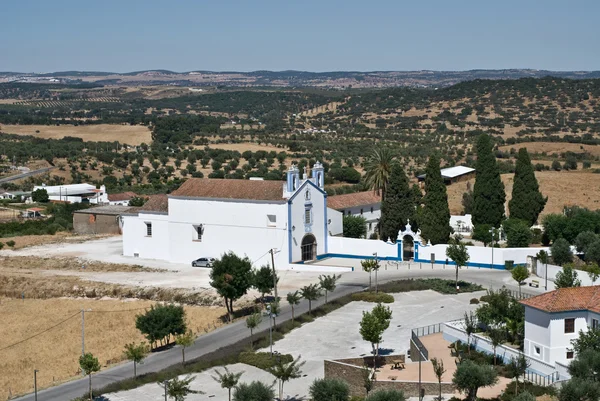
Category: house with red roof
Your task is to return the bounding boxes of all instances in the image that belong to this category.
[521,286,600,366]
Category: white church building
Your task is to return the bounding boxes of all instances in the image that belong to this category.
[122,163,344,266]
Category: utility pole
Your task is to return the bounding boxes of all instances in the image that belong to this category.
[489,227,495,269]
[373,252,378,293]
[81,308,92,359]
[270,248,278,301]
[267,304,273,357]
[34,370,38,401]
[163,380,168,401]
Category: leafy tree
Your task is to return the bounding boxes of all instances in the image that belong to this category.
[514,392,536,401]
[464,311,477,355]
[488,327,505,365]
[503,219,533,248]
[511,265,530,297]
[362,366,375,396]
[574,231,598,253]
[380,163,414,242]
[559,378,600,401]
[252,265,278,300]
[175,329,195,364]
[364,146,395,236]
[268,355,305,400]
[462,190,474,215]
[245,312,262,349]
[318,274,341,303]
[446,242,470,292]
[79,352,101,401]
[361,258,380,292]
[343,215,368,238]
[286,291,302,324]
[452,360,498,401]
[160,375,202,401]
[472,134,506,227]
[360,303,393,367]
[136,304,187,349]
[472,223,493,246]
[123,342,148,378]
[300,283,321,314]
[571,328,600,355]
[586,263,600,285]
[309,378,350,401]
[555,265,582,288]
[585,241,600,265]
[210,252,254,321]
[366,389,406,401]
[507,353,530,395]
[31,188,49,203]
[509,148,547,225]
[552,160,562,171]
[420,153,451,245]
[431,357,447,401]
[551,238,573,266]
[212,367,244,401]
[128,196,146,207]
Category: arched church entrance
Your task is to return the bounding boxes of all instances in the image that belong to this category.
[403,235,414,260]
[301,234,317,261]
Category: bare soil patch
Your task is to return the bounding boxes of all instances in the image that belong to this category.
[0,297,225,399]
[206,142,285,153]
[499,142,600,157]
[0,124,152,146]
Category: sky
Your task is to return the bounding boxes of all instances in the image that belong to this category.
[1,0,599,73]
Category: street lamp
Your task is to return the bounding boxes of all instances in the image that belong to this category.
[269,248,281,301]
[488,228,496,269]
[34,370,38,401]
[162,379,169,401]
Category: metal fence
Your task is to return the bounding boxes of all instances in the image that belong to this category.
[525,371,560,386]
[411,323,443,337]
[411,330,429,360]
[503,288,535,300]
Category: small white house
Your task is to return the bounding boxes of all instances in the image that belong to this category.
[33,183,108,204]
[328,191,381,238]
[521,286,600,366]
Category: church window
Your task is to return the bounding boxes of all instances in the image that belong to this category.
[305,209,311,224]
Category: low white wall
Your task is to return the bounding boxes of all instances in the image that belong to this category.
[443,320,560,377]
[326,236,400,260]
[416,243,548,269]
[535,262,598,287]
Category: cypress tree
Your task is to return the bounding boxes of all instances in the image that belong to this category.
[509,148,547,225]
[380,163,414,242]
[420,154,451,245]
[472,134,506,227]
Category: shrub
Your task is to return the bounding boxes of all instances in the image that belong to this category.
[500,382,556,401]
[378,279,483,294]
[135,304,187,349]
[309,378,350,401]
[470,298,480,304]
[351,292,395,303]
[366,389,406,401]
[238,351,293,371]
[6,240,15,248]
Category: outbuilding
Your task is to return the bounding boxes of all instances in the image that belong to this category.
[73,205,131,235]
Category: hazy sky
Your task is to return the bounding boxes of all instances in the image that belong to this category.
[1,0,598,73]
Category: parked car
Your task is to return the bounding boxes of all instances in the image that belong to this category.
[191,257,214,267]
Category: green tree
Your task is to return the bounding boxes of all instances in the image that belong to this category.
[31,188,49,203]
[360,303,393,367]
[472,134,506,227]
[586,263,600,285]
[464,311,477,355]
[514,392,536,401]
[318,274,341,303]
[431,357,447,401]
[233,381,275,401]
[364,146,395,236]
[212,367,244,401]
[252,265,278,301]
[286,291,302,324]
[452,360,499,401]
[585,241,600,265]
[210,252,254,321]
[123,342,148,378]
[507,353,530,395]
[420,154,451,245]
[551,238,573,266]
[503,219,533,248]
[572,328,600,354]
[245,312,262,350]
[309,378,350,401]
[160,376,202,401]
[128,196,146,207]
[446,242,470,292]
[488,327,505,365]
[361,258,380,292]
[366,389,406,401]
[136,304,187,349]
[79,352,101,401]
[472,223,493,246]
[511,265,530,297]
[574,231,598,253]
[343,215,368,238]
[509,148,547,225]
[175,329,195,364]
[362,366,375,396]
[268,355,305,400]
[380,163,414,242]
[555,265,582,288]
[300,283,321,314]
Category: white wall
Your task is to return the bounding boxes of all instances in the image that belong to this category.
[327,237,399,260]
[535,262,600,287]
[547,311,589,365]
[524,307,552,363]
[122,212,170,261]
[327,208,343,236]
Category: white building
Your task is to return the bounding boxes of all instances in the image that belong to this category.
[122,163,343,266]
[33,183,108,204]
[107,192,137,206]
[328,191,381,238]
[450,214,473,234]
[521,286,600,367]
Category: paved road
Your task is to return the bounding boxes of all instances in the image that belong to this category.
[15,266,541,401]
[0,167,54,184]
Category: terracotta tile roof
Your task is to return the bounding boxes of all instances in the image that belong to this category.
[108,191,137,202]
[136,194,168,213]
[327,191,381,210]
[520,286,600,313]
[170,178,285,202]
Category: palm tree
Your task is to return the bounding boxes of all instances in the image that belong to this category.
[268,355,305,400]
[463,311,477,355]
[212,367,244,401]
[286,291,302,324]
[364,146,395,235]
[245,312,262,350]
[431,357,447,401]
[300,283,322,314]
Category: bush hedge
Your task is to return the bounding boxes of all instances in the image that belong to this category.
[351,292,395,303]
[238,351,293,370]
[379,278,483,294]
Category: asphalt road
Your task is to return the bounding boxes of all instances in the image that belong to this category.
[0,167,54,184]
[14,266,540,401]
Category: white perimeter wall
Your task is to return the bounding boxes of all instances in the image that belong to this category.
[327,237,399,260]
[122,212,171,261]
[535,263,599,287]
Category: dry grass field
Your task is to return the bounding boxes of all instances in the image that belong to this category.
[447,171,600,216]
[207,142,283,153]
[0,124,152,145]
[499,141,600,157]
[0,298,226,399]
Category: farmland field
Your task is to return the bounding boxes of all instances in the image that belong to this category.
[0,124,152,145]
[0,298,226,399]
[499,141,600,157]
